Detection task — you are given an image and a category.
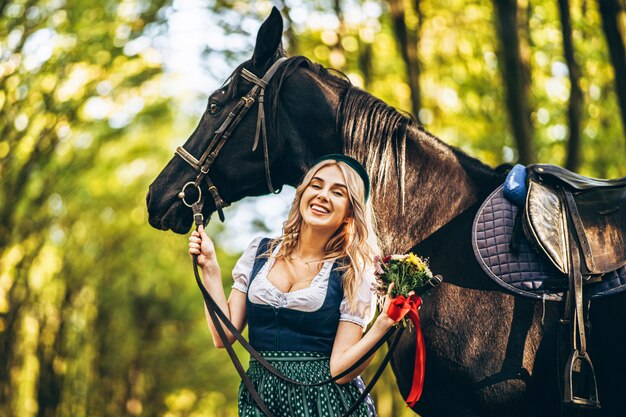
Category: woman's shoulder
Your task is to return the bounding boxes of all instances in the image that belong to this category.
[246,236,265,248]
[243,236,282,257]
[244,235,276,248]
[332,257,373,277]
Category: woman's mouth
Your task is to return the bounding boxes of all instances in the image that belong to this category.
[310,204,331,215]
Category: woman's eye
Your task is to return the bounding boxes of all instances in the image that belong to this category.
[209,102,221,114]
[333,190,344,196]
[311,184,321,189]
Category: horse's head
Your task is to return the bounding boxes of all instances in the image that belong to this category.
[147,7,345,233]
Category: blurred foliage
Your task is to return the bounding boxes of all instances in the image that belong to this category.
[1,0,625,417]
[0,0,243,416]
[276,0,625,176]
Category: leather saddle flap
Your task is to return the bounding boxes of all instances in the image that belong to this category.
[524,181,569,274]
[526,164,626,274]
[569,186,626,274]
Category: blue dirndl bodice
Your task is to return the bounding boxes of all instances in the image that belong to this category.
[246,238,345,353]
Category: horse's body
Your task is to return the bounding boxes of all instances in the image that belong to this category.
[147,8,626,416]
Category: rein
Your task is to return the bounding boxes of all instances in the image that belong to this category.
[192,241,403,416]
[178,57,407,416]
[189,207,405,416]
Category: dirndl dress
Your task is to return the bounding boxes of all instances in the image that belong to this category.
[238,351,376,416]
[236,238,378,417]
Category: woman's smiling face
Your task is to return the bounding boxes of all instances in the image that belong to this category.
[299,164,351,232]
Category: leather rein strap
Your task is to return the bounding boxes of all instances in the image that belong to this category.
[175,57,288,223]
[191,234,403,416]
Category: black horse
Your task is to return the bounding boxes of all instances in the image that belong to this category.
[147,8,626,417]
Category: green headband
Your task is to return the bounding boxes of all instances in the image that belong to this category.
[312,154,370,202]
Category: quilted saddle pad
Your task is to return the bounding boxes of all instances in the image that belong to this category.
[472,185,626,301]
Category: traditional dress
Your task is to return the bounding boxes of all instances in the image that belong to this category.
[232,237,378,417]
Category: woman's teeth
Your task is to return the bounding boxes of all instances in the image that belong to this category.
[311,204,330,214]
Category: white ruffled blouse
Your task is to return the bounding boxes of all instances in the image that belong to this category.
[232,237,376,329]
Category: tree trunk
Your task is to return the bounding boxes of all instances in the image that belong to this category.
[558,0,584,171]
[387,0,422,118]
[36,288,70,417]
[597,0,626,144]
[0,252,38,413]
[331,0,346,70]
[493,0,535,164]
[358,39,373,89]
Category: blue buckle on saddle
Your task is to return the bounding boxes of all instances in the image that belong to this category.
[503,164,527,207]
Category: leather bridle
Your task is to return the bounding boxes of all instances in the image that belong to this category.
[175,57,288,224]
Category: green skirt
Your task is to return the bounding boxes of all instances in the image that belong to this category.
[238,351,377,417]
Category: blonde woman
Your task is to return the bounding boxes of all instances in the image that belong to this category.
[189,155,400,416]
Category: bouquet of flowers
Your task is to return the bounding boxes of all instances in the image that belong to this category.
[374,253,434,299]
[373,252,438,407]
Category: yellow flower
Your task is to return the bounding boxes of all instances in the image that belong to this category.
[406,253,425,268]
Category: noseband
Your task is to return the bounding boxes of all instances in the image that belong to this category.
[175,57,288,224]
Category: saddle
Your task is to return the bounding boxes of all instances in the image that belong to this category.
[524,164,626,278]
[473,164,626,409]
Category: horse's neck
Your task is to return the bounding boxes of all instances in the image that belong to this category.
[343,99,494,254]
[280,67,499,253]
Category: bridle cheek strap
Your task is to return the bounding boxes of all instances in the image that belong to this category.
[242,64,282,194]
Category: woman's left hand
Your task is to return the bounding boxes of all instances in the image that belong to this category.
[377,283,415,329]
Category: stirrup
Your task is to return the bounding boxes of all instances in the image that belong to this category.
[563,349,600,409]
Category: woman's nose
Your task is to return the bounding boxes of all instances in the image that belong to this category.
[316,188,330,200]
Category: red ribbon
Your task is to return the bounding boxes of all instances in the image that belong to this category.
[387,294,425,408]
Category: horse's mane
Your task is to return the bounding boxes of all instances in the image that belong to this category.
[226,55,503,201]
[339,88,411,200]
[338,87,504,203]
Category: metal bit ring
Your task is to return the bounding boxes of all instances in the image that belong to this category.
[178,182,202,208]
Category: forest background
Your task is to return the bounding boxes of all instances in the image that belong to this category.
[1,0,625,416]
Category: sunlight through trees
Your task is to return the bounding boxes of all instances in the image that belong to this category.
[1,1,625,416]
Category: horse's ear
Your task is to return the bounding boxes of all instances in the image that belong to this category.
[252,6,284,68]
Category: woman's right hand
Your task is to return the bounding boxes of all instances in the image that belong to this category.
[188,225,218,272]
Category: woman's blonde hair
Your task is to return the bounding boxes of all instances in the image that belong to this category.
[268,159,380,311]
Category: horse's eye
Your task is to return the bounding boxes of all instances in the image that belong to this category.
[209,102,221,115]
